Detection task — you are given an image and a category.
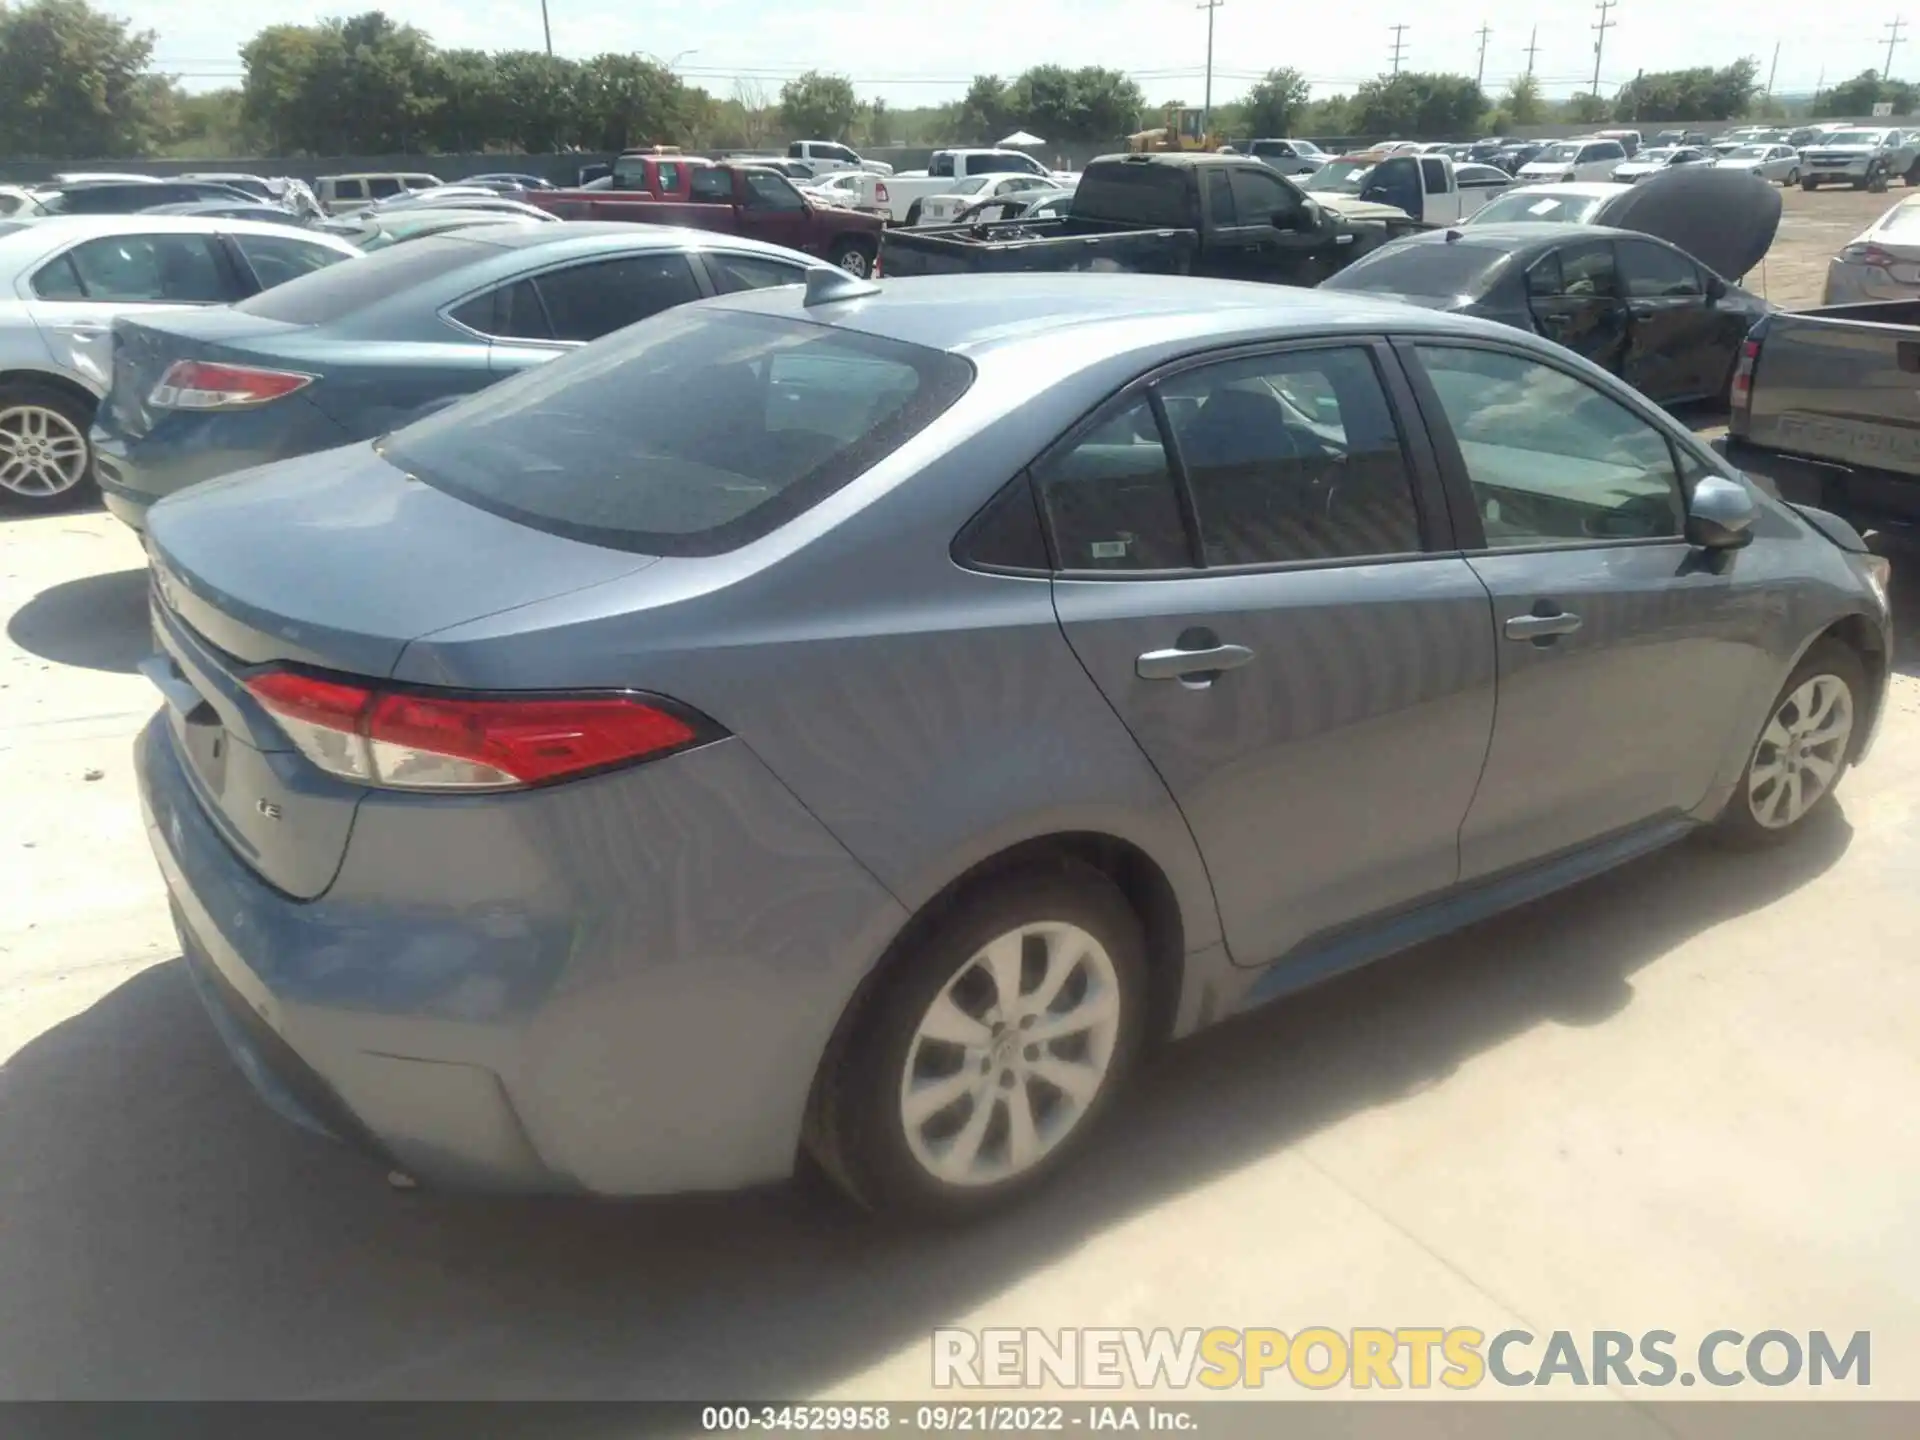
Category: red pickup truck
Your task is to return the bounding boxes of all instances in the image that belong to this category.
[526,157,887,277]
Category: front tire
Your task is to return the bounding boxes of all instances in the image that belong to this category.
[1714,639,1865,848]
[1802,177,1819,191]
[0,382,96,513]
[806,862,1149,1221]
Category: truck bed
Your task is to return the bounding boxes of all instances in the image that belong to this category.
[880,218,1200,278]
[1725,300,1920,529]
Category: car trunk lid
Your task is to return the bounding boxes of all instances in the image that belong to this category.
[107,310,307,441]
[143,443,657,897]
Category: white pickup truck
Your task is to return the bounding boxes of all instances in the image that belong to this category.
[785,140,894,178]
[1304,149,1513,226]
[838,147,1068,223]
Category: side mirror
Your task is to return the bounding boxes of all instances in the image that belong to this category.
[1705,273,1729,302]
[1275,201,1319,233]
[1686,474,1759,550]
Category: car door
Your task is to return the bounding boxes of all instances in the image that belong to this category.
[1217,165,1340,285]
[224,231,353,293]
[737,169,813,251]
[1044,340,1497,967]
[1402,339,1776,880]
[1523,239,1630,375]
[470,251,709,376]
[1616,237,1720,402]
[23,230,242,391]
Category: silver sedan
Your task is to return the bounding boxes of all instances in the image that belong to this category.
[1715,143,1803,186]
[0,215,358,511]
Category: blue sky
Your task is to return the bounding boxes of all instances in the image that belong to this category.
[133,0,1907,102]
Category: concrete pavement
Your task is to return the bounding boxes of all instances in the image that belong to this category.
[1,507,1916,1402]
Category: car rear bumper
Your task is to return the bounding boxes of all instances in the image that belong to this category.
[135,711,910,1196]
[91,399,353,525]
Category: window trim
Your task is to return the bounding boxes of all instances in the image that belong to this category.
[1392,334,1707,556]
[31,232,236,306]
[1027,334,1456,581]
[692,250,810,295]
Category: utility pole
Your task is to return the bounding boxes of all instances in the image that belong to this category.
[1475,23,1492,91]
[540,0,552,56]
[1591,0,1618,96]
[1389,23,1410,77]
[1198,0,1224,137]
[1765,40,1780,99]
[1885,17,1907,82]
[1525,25,1540,78]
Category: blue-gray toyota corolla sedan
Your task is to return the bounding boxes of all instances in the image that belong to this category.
[135,271,1894,1219]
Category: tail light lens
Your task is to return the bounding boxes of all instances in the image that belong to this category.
[1841,241,1898,269]
[1730,337,1761,410]
[149,360,315,411]
[244,670,714,791]
[875,182,890,202]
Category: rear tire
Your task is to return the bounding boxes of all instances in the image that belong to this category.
[1712,639,1866,849]
[0,381,96,513]
[903,200,923,226]
[1785,167,1800,186]
[830,239,876,279]
[805,862,1150,1222]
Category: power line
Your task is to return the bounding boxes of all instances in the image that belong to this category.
[1591,0,1619,95]
[1885,16,1907,82]
[1389,23,1409,77]
[1197,0,1224,137]
[1475,22,1492,90]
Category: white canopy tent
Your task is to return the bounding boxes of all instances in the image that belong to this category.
[998,131,1046,147]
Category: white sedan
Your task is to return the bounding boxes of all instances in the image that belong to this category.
[1714,143,1803,186]
[1825,192,1920,302]
[914,173,1063,226]
[0,215,359,511]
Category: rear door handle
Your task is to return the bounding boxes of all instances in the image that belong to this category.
[1504,612,1583,642]
[1136,643,1256,681]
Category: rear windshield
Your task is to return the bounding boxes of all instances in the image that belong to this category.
[1322,239,1506,298]
[1072,164,1196,227]
[234,235,492,323]
[1468,189,1606,226]
[381,310,976,557]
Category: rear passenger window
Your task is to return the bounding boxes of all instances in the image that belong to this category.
[333,179,365,201]
[1420,157,1448,190]
[706,253,808,293]
[1035,397,1192,571]
[1526,252,1563,298]
[367,177,402,199]
[1158,347,1422,566]
[690,169,732,201]
[957,477,1050,572]
[533,254,702,342]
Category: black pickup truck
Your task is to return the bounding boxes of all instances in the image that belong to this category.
[1721,300,1920,537]
[878,152,1422,287]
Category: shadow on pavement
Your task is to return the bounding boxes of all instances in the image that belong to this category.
[6,567,148,674]
[0,804,1853,1401]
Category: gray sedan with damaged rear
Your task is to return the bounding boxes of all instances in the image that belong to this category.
[136,271,1893,1219]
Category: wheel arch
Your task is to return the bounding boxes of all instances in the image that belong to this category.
[799,829,1192,1169]
[1808,610,1890,761]
[0,366,102,409]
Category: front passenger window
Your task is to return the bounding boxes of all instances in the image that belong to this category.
[1415,345,1685,546]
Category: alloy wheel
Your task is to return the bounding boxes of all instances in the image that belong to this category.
[898,921,1122,1188]
[1747,674,1854,830]
[0,404,89,499]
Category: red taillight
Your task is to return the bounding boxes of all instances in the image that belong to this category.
[149,359,315,411]
[1842,241,1898,268]
[875,182,890,202]
[1730,337,1761,410]
[244,670,707,791]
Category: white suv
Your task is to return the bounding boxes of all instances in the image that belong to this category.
[1516,138,1628,183]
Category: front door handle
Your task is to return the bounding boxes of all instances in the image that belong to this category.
[1136,643,1255,682]
[1504,611,1583,642]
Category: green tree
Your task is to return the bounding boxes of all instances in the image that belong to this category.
[780,70,859,140]
[866,97,890,145]
[1563,91,1612,123]
[574,53,691,151]
[1613,59,1758,121]
[956,74,1010,142]
[1818,68,1919,117]
[1004,65,1144,141]
[1243,67,1311,137]
[239,23,328,152]
[426,48,501,152]
[1351,72,1485,137]
[490,50,580,151]
[1304,93,1353,135]
[0,0,162,158]
[1502,73,1544,125]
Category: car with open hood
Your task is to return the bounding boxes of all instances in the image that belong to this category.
[1322,167,1781,406]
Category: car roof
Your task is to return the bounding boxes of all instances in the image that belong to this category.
[449,221,825,262]
[1398,222,1681,256]
[705,271,1526,360]
[0,213,348,245]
